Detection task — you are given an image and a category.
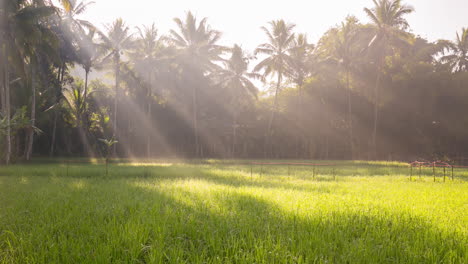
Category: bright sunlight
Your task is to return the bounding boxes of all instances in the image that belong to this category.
[0,0,467,263]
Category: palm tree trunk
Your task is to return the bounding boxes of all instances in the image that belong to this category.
[1,67,4,113]
[50,64,64,156]
[296,78,304,159]
[82,69,91,156]
[26,61,36,161]
[346,69,355,160]
[192,80,199,158]
[264,71,282,158]
[147,72,152,158]
[83,68,89,112]
[371,70,381,159]
[3,48,11,165]
[371,39,387,160]
[112,55,119,156]
[50,109,57,157]
[231,112,238,158]
[324,82,331,160]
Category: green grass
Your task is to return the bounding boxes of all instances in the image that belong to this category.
[0,161,467,263]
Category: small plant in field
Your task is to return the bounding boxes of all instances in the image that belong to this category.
[98,138,118,176]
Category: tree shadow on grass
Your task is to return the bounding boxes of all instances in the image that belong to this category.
[128,183,467,263]
[2,163,466,194]
[0,164,336,192]
[2,177,466,263]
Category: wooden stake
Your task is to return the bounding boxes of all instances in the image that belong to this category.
[443,167,446,182]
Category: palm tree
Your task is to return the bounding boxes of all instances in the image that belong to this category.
[47,20,79,157]
[254,19,296,157]
[0,0,57,163]
[327,16,360,159]
[288,33,314,92]
[77,28,102,112]
[25,14,60,161]
[98,137,118,176]
[216,44,260,157]
[169,12,224,72]
[169,11,225,157]
[100,18,133,155]
[62,79,96,155]
[131,23,166,157]
[58,0,97,104]
[58,0,94,31]
[364,0,414,157]
[48,0,94,157]
[63,81,87,126]
[0,47,11,164]
[287,33,314,158]
[0,4,11,163]
[440,28,468,72]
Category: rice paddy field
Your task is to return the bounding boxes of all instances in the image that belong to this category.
[0,160,467,263]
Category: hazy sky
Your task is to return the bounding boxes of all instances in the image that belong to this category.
[74,0,467,52]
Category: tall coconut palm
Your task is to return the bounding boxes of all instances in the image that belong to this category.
[0,0,57,163]
[286,33,314,158]
[57,0,97,96]
[364,0,414,158]
[169,12,224,72]
[0,3,10,163]
[58,0,94,31]
[25,14,60,161]
[169,11,225,157]
[131,24,163,157]
[254,19,296,157]
[216,44,260,157]
[47,19,79,157]
[48,0,93,157]
[100,18,133,155]
[69,28,102,157]
[77,28,101,112]
[327,16,360,159]
[440,28,468,72]
[287,34,314,92]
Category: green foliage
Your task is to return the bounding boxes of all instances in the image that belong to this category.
[98,137,118,161]
[2,0,468,162]
[98,137,118,148]
[440,28,468,72]
[0,106,42,136]
[254,19,296,80]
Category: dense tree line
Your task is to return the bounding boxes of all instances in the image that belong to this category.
[1,0,468,163]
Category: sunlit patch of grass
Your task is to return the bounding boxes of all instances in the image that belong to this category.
[19,177,29,184]
[348,160,410,166]
[70,179,87,190]
[116,162,174,167]
[87,158,103,164]
[0,160,466,263]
